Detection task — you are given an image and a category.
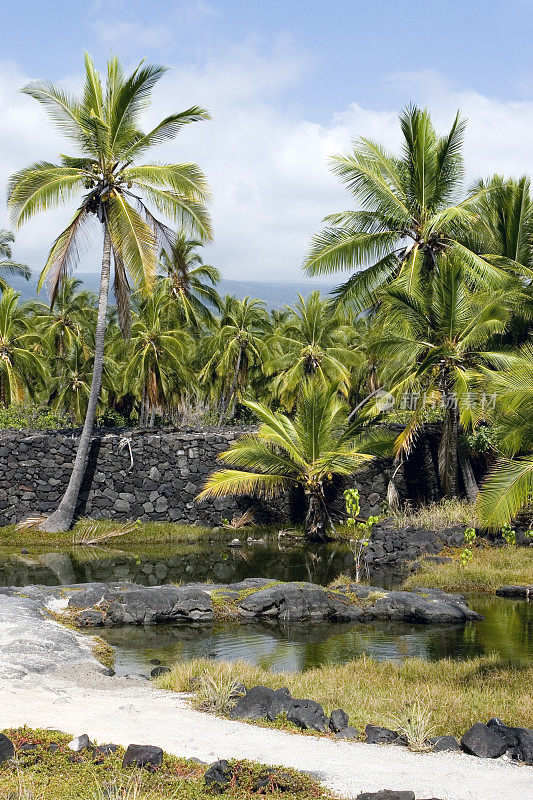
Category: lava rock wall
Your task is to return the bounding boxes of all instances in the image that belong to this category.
[0,428,394,526]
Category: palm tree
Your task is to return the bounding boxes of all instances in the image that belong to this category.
[8,53,211,531]
[0,230,30,291]
[465,175,533,343]
[0,289,46,406]
[197,379,390,541]
[124,282,193,426]
[303,106,509,312]
[159,233,221,328]
[30,277,97,359]
[51,339,113,424]
[266,291,357,410]
[476,346,533,528]
[199,296,269,424]
[372,259,515,499]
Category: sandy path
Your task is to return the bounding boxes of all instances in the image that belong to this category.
[0,591,531,800]
[1,670,532,800]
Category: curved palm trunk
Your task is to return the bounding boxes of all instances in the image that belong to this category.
[40,232,111,532]
[304,490,329,542]
[438,398,459,499]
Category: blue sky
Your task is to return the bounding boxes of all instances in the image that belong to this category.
[2,0,533,281]
[6,0,533,109]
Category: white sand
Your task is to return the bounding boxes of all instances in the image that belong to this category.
[0,591,531,800]
[1,669,532,800]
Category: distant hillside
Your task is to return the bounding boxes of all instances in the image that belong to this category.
[8,273,336,309]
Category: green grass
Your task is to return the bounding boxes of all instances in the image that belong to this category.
[389,499,478,531]
[156,654,533,739]
[0,519,219,548]
[0,727,333,800]
[403,545,533,592]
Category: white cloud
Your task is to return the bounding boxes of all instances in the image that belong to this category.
[2,46,533,287]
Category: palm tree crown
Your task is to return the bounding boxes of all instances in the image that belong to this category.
[304,105,508,311]
[267,291,357,410]
[198,379,387,540]
[0,230,30,292]
[159,233,221,328]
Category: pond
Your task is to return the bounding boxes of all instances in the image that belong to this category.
[93,595,533,675]
[0,537,530,674]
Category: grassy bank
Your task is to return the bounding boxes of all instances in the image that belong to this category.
[389,499,478,531]
[157,653,533,739]
[0,727,331,800]
[403,546,533,592]
[0,518,220,548]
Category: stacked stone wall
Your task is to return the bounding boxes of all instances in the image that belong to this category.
[0,427,393,526]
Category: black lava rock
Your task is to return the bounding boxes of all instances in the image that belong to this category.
[229,685,292,721]
[365,725,401,745]
[461,723,507,758]
[0,734,14,763]
[428,735,461,752]
[20,742,39,752]
[204,759,232,793]
[356,791,415,800]
[329,708,349,733]
[487,717,533,762]
[150,666,171,678]
[95,744,119,756]
[122,744,164,769]
[286,698,327,732]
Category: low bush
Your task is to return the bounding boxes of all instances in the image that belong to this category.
[0,728,331,800]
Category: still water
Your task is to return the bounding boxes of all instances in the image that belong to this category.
[0,538,530,674]
[93,595,533,675]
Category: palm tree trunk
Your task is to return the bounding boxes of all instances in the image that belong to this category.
[387,454,403,509]
[218,344,242,426]
[438,398,459,499]
[459,446,479,502]
[39,231,111,532]
[304,490,329,542]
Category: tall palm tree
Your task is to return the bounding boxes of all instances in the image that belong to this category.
[266,291,357,410]
[159,233,221,328]
[197,379,389,540]
[199,296,269,424]
[476,346,533,528]
[372,259,515,499]
[0,230,30,292]
[0,289,46,406]
[8,53,211,531]
[124,282,193,426]
[303,106,509,312]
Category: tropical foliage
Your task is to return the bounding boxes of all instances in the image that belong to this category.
[0,93,532,530]
[197,379,391,539]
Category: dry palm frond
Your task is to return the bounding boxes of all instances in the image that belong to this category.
[15,516,47,531]
[222,509,255,529]
[71,519,136,546]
